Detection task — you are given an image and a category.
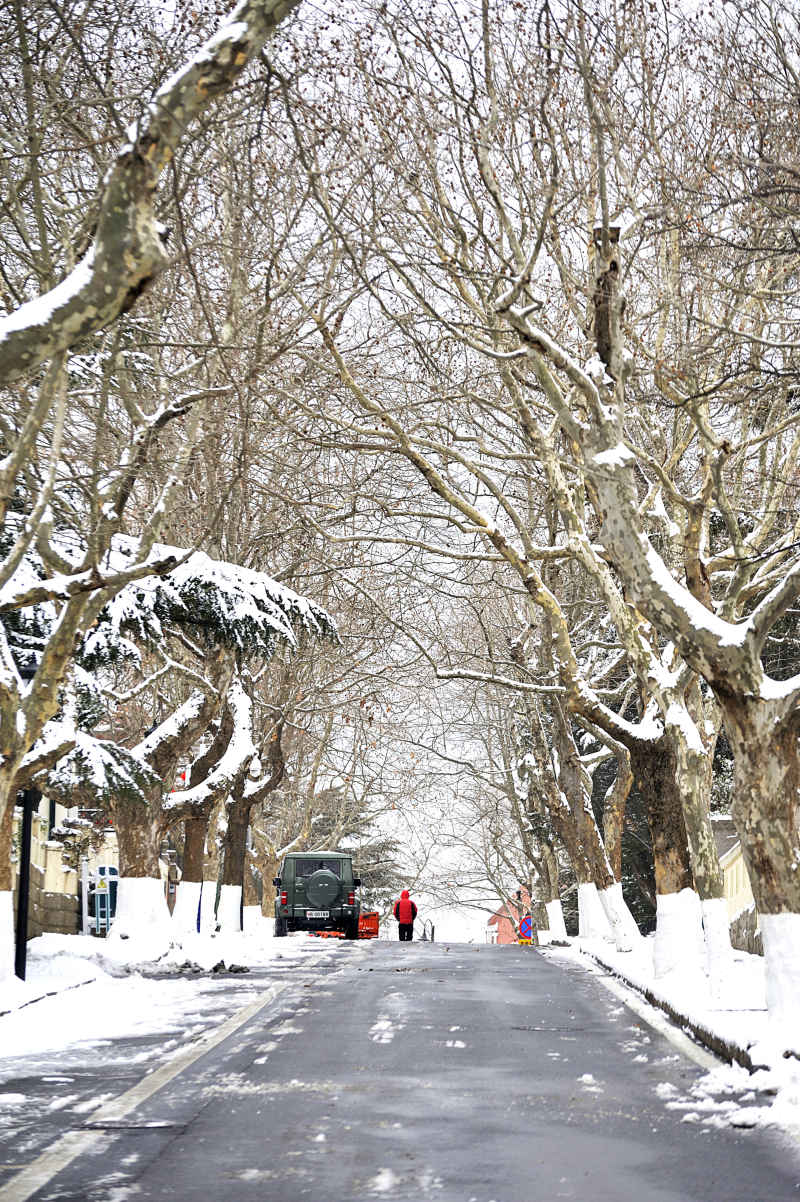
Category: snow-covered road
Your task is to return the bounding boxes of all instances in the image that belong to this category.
[1,939,799,1201]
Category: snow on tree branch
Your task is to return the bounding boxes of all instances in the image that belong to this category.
[0,0,303,385]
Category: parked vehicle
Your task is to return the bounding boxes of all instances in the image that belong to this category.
[273,851,361,938]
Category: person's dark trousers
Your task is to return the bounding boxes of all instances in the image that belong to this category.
[398,924,413,941]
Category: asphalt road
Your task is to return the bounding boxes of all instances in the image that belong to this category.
[2,941,799,1201]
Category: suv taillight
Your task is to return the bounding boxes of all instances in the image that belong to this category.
[280,891,287,906]
[347,891,355,905]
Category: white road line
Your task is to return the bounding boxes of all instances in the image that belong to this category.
[0,984,286,1202]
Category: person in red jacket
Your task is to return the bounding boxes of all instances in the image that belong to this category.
[393,889,418,941]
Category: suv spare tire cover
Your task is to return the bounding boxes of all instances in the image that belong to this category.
[305,869,341,908]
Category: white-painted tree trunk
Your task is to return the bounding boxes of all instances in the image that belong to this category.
[106,877,172,960]
[171,880,202,935]
[578,882,614,940]
[545,898,568,940]
[761,913,800,1051]
[599,882,640,953]
[701,896,734,998]
[242,904,265,937]
[653,887,704,978]
[216,883,242,933]
[198,879,218,934]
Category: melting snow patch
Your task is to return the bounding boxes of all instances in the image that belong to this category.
[370,1018,396,1044]
[445,1040,466,1049]
[370,1168,399,1193]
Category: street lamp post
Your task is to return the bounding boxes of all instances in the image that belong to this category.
[15,656,40,981]
[14,785,41,980]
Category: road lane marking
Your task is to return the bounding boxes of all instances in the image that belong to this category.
[0,984,286,1202]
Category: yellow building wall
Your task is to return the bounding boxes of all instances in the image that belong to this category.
[722,845,755,922]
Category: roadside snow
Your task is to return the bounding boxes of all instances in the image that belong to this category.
[0,927,338,1057]
[549,935,800,1138]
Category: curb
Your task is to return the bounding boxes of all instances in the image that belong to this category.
[0,975,97,1018]
[578,945,755,1072]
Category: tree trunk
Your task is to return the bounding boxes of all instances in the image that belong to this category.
[171,813,209,935]
[554,708,635,949]
[629,736,702,977]
[602,751,632,882]
[243,832,261,907]
[725,700,800,1039]
[0,793,13,894]
[221,798,251,889]
[540,842,568,939]
[667,712,732,991]
[106,798,171,953]
[218,795,253,934]
[112,798,163,878]
[259,847,280,919]
[182,814,208,884]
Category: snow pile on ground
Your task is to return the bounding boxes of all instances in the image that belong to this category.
[551,933,800,1138]
[1,924,335,1017]
[0,927,341,1064]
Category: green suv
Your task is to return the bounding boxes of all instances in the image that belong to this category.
[273,852,361,939]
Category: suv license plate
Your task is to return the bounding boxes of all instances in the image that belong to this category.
[306,910,329,919]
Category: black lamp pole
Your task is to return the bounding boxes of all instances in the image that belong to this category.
[14,786,41,980]
[15,656,39,981]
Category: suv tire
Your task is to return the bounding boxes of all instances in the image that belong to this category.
[274,917,288,937]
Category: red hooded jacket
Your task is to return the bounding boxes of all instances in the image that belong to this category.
[394,890,417,924]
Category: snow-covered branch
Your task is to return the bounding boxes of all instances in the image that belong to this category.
[0,0,303,385]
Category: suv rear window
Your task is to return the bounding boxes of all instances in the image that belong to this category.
[294,858,342,878]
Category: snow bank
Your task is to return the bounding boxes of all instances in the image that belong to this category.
[0,924,338,1025]
[0,930,342,1066]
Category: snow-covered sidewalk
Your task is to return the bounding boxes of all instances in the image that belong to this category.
[546,934,800,1136]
